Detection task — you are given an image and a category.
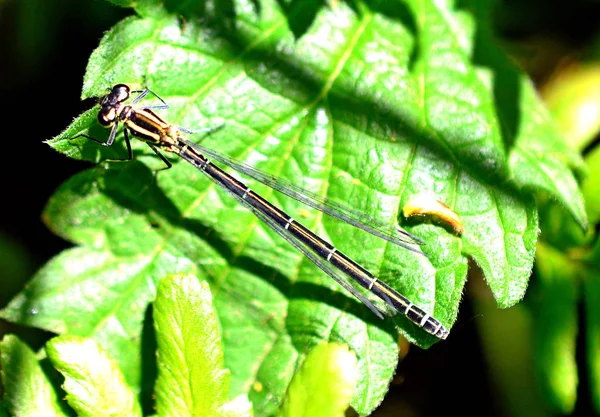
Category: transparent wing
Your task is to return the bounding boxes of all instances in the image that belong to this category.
[182,150,391,318]
[183,139,425,255]
[242,193,391,319]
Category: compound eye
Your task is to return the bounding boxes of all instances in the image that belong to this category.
[113,84,130,102]
[98,108,116,126]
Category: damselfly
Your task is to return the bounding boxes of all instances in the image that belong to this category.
[74,84,448,339]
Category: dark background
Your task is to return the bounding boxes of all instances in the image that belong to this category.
[0,1,599,416]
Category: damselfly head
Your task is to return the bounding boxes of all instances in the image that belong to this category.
[109,84,130,103]
[100,84,130,107]
[98,84,131,126]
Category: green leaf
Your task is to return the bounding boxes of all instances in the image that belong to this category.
[582,145,600,226]
[542,64,600,151]
[277,342,358,417]
[465,2,587,230]
[472,299,547,417]
[4,0,587,415]
[583,239,600,413]
[45,335,142,417]
[0,237,196,388]
[536,142,599,251]
[536,63,600,248]
[0,335,68,417]
[532,244,579,414]
[154,274,252,417]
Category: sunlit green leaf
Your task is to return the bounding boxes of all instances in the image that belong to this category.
[277,342,358,417]
[154,274,252,417]
[46,335,142,417]
[543,65,600,151]
[2,0,586,414]
[0,335,68,417]
[532,244,578,414]
[583,239,600,413]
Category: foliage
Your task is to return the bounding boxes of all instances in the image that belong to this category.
[1,0,593,415]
